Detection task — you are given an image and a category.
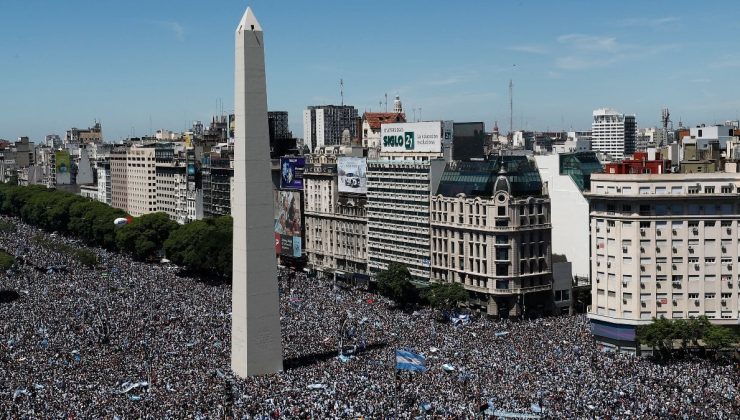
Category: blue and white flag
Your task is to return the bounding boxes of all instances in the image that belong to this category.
[395,349,427,372]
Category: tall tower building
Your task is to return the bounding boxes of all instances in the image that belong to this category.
[591,108,636,160]
[231,6,283,377]
[303,105,359,152]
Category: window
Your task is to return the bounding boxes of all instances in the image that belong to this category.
[704,186,715,194]
[688,293,699,299]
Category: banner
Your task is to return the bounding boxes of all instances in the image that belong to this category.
[280,157,305,190]
[274,190,302,257]
[337,157,367,193]
[380,121,443,153]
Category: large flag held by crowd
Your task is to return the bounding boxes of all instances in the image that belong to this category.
[395,349,427,372]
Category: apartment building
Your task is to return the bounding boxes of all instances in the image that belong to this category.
[303,149,368,282]
[586,172,740,352]
[430,157,553,317]
[110,144,157,217]
[591,108,637,161]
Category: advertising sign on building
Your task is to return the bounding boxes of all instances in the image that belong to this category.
[380,121,443,153]
[274,190,302,257]
[55,151,71,174]
[337,157,367,194]
[280,157,305,190]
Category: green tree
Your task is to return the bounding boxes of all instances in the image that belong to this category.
[423,282,469,310]
[636,317,675,357]
[116,212,179,261]
[376,263,418,308]
[163,215,233,280]
[703,324,734,357]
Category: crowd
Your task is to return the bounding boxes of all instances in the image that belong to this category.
[0,215,738,418]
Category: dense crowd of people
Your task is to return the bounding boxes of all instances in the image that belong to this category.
[0,215,737,418]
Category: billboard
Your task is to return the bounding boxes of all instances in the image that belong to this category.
[337,157,367,194]
[380,121,443,153]
[280,157,305,190]
[274,190,302,257]
[55,151,71,174]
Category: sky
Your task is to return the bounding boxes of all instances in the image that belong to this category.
[2,0,740,142]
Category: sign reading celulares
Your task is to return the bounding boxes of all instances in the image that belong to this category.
[380,121,444,153]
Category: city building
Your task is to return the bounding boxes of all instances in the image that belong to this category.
[586,172,740,353]
[110,143,157,217]
[604,151,670,175]
[535,152,602,281]
[303,105,359,152]
[362,112,406,151]
[304,148,369,283]
[430,157,553,317]
[452,122,486,161]
[591,108,636,161]
[155,143,187,222]
[202,144,234,218]
[367,121,448,282]
[267,111,297,158]
[65,121,103,144]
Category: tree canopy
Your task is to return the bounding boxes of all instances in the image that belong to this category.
[423,281,469,310]
[163,215,232,280]
[376,263,418,307]
[116,212,179,261]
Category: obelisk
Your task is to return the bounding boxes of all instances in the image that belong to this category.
[231,6,283,377]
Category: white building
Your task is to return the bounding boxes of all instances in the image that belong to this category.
[586,172,740,352]
[591,108,637,161]
[535,152,602,280]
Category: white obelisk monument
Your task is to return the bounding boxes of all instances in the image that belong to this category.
[231,6,283,377]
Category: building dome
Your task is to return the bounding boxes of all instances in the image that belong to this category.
[393,95,403,113]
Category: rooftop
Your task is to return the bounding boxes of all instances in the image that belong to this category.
[436,156,543,198]
[362,112,406,130]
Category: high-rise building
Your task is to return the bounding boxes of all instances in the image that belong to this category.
[431,157,553,317]
[155,142,187,223]
[303,105,359,152]
[110,143,157,217]
[267,111,297,158]
[586,172,740,353]
[202,144,234,218]
[591,108,636,161]
[367,121,448,282]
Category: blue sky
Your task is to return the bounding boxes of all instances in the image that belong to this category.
[2,0,740,142]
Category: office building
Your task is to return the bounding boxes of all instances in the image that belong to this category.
[591,108,636,160]
[303,105,359,152]
[586,172,740,352]
[367,121,448,282]
[430,157,553,317]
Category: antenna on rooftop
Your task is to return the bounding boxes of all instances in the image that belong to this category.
[384,93,388,112]
[509,79,514,135]
[340,78,344,106]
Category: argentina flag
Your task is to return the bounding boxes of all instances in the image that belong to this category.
[395,349,427,372]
